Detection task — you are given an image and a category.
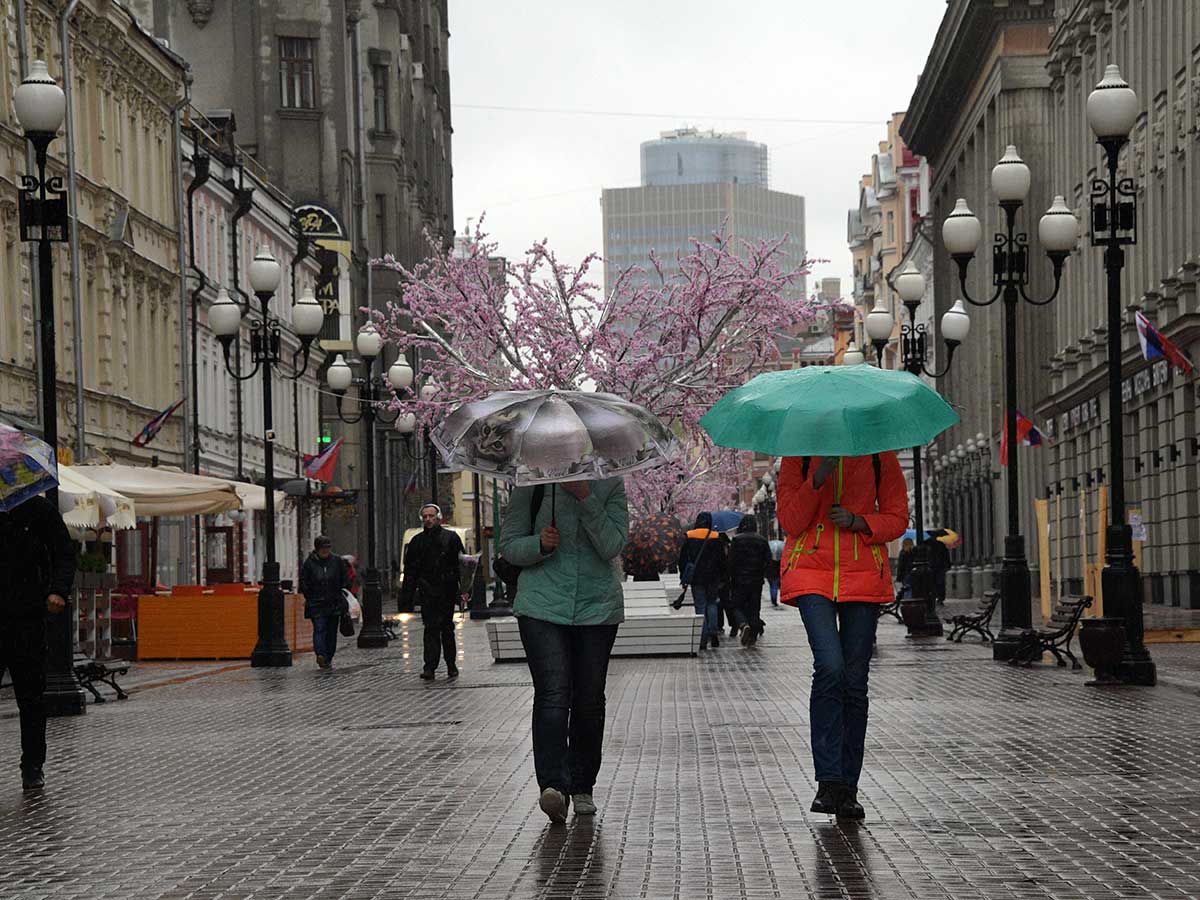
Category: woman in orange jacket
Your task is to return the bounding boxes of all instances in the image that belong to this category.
[777,452,907,820]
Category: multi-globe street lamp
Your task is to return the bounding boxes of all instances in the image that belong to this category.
[209,250,324,667]
[940,147,1079,661]
[326,326,415,648]
[1084,64,1156,686]
[15,60,86,716]
[863,262,971,636]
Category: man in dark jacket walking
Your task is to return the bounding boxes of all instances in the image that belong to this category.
[729,515,771,646]
[400,503,464,680]
[299,535,351,669]
[677,511,727,650]
[0,495,75,790]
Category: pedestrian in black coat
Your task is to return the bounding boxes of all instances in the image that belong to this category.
[728,515,771,646]
[299,535,351,669]
[400,503,464,680]
[0,495,76,791]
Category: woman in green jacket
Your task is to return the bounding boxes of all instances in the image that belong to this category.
[498,477,629,824]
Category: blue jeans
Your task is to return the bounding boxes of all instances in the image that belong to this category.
[767,576,780,605]
[312,615,339,661]
[518,616,619,796]
[796,595,879,787]
[692,582,720,641]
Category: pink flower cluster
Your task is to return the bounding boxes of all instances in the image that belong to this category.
[371,219,817,522]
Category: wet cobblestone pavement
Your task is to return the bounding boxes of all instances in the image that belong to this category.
[3,604,1200,899]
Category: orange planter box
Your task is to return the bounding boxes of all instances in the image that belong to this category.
[137,591,312,660]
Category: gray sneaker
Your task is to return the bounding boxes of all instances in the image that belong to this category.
[572,793,597,815]
[539,787,568,823]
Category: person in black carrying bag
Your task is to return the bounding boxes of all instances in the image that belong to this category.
[677,512,728,650]
[400,503,465,681]
[299,535,351,669]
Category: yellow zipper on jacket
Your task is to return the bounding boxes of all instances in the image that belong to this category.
[785,530,809,573]
[854,532,860,562]
[833,458,843,601]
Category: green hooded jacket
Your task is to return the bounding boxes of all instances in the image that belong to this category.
[498,478,629,626]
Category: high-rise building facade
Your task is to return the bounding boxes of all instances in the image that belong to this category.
[603,130,805,299]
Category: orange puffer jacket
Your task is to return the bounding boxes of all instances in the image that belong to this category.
[777,453,908,605]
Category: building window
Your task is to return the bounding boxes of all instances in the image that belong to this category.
[279,37,315,109]
[374,194,388,257]
[372,64,390,132]
[886,211,895,243]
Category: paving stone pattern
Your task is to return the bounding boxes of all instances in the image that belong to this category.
[3,604,1200,899]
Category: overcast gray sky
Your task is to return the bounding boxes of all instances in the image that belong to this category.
[448,1,948,293]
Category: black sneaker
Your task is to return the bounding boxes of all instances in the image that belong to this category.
[699,637,710,650]
[21,768,45,791]
[740,625,754,647]
[836,787,865,820]
[446,666,459,678]
[711,634,720,648]
[811,781,842,814]
[419,670,435,681]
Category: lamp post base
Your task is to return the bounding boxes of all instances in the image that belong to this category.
[251,569,292,668]
[1102,528,1156,686]
[357,567,390,649]
[993,535,1032,662]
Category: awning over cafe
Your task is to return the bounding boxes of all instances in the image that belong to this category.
[59,465,137,530]
[69,465,243,516]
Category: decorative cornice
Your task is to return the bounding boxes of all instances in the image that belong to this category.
[187,0,215,28]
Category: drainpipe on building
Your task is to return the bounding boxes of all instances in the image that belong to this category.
[59,0,85,463]
[14,0,46,437]
[172,75,194,583]
[185,121,211,580]
[228,163,254,482]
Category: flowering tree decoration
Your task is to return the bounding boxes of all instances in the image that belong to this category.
[371,220,818,521]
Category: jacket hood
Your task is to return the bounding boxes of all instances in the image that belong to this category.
[737,515,758,534]
[693,512,713,530]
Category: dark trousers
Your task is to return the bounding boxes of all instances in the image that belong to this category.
[0,619,47,774]
[421,604,457,672]
[731,581,764,638]
[795,595,879,787]
[518,616,619,796]
[311,615,340,661]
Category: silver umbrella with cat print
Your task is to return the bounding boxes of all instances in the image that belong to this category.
[431,389,680,505]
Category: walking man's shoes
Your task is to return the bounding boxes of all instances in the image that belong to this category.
[811,781,842,814]
[21,768,45,791]
[836,788,866,820]
[740,625,754,647]
[711,634,720,648]
[539,787,569,824]
[572,793,597,815]
[446,666,460,678]
[419,670,435,681]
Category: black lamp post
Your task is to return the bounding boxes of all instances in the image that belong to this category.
[864,262,971,637]
[940,147,1079,661]
[209,251,324,667]
[1084,64,1156,686]
[16,60,86,717]
[327,332,412,648]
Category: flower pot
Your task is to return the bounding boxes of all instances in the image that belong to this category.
[1079,616,1127,686]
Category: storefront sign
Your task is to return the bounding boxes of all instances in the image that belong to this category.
[1049,359,1172,438]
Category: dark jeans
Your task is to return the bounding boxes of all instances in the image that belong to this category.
[691,582,720,640]
[933,571,947,604]
[730,581,764,638]
[422,604,457,673]
[311,615,339,661]
[0,619,47,773]
[796,595,879,787]
[767,575,780,605]
[518,616,619,796]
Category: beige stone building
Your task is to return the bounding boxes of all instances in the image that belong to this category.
[1,0,188,470]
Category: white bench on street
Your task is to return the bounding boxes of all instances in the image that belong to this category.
[486,578,702,661]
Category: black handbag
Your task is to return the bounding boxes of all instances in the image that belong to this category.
[339,613,355,637]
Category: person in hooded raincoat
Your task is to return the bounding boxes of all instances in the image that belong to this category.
[728,514,771,646]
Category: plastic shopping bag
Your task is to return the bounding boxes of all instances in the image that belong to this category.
[342,588,363,621]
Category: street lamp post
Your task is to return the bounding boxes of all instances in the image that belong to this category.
[940,147,1079,660]
[1085,64,1156,686]
[327,330,411,648]
[210,251,324,667]
[864,262,971,636]
[16,60,86,716]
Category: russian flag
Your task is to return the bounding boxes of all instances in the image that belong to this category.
[303,437,343,483]
[132,399,184,447]
[1000,411,1044,467]
[1136,311,1193,375]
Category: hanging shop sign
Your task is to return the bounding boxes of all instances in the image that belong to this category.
[294,202,351,327]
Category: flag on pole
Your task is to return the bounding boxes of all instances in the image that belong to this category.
[1000,411,1044,467]
[1135,311,1193,374]
[303,437,344,482]
[404,470,418,496]
[132,399,185,447]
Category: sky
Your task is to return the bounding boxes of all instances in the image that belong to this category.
[448,0,948,294]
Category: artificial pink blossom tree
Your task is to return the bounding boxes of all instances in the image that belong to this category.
[371,220,817,522]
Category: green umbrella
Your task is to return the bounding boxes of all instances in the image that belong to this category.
[700,365,960,457]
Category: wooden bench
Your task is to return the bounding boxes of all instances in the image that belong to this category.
[945,590,1001,643]
[486,579,702,661]
[1010,595,1093,669]
[73,654,131,702]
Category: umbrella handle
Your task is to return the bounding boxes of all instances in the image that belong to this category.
[551,483,556,528]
